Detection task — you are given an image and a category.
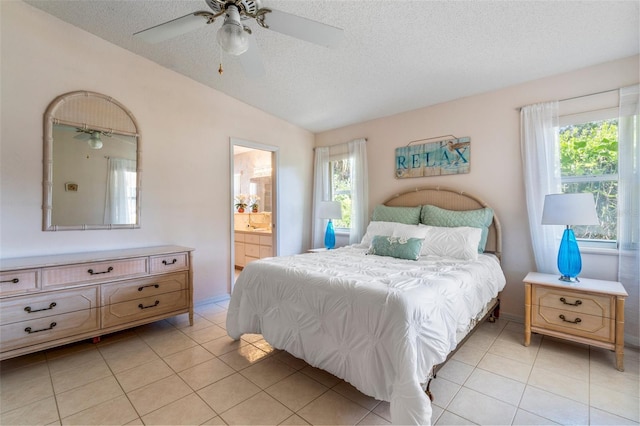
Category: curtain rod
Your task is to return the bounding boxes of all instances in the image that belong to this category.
[313,137,367,150]
[516,88,618,111]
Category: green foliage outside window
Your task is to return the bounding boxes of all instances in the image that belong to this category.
[331,158,352,229]
[559,119,618,241]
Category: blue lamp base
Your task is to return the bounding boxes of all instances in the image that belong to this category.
[324,220,336,250]
[557,227,582,282]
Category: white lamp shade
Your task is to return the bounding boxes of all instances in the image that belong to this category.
[319,201,342,220]
[541,193,599,225]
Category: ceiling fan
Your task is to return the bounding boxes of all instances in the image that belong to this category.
[133,0,344,77]
[74,128,113,150]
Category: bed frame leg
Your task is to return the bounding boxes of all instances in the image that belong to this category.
[425,378,434,402]
[488,299,501,323]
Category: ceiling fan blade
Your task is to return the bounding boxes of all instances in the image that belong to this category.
[134,12,212,43]
[261,9,343,48]
[239,35,265,78]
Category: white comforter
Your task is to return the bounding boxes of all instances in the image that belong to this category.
[226,246,506,425]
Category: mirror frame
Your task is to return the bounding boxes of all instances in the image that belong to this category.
[43,91,141,231]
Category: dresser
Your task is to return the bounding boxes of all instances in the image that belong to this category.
[0,245,193,360]
[523,272,627,371]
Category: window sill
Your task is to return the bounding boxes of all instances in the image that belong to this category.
[580,246,619,256]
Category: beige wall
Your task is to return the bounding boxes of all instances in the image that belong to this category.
[0,1,314,303]
[315,55,639,342]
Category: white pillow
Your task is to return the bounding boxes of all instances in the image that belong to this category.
[418,225,481,261]
[360,221,426,247]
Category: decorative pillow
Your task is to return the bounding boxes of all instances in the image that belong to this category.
[372,205,422,225]
[419,225,481,261]
[368,235,424,261]
[420,205,494,252]
[360,221,425,247]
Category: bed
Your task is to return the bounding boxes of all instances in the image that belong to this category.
[227,187,506,425]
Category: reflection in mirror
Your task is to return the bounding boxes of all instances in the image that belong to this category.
[51,124,138,226]
[43,91,141,231]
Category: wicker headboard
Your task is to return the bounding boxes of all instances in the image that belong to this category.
[383,186,502,261]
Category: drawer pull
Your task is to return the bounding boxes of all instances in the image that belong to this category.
[559,314,582,324]
[88,266,114,275]
[559,297,582,306]
[162,259,177,265]
[138,284,160,291]
[138,300,160,310]
[25,322,57,334]
[24,302,57,313]
[0,278,19,284]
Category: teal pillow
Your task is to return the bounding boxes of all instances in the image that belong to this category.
[421,205,494,252]
[371,205,421,225]
[368,235,424,261]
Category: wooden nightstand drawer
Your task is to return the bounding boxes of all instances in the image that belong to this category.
[533,286,613,318]
[533,305,614,343]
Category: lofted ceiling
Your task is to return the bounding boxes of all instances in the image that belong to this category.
[24,0,640,133]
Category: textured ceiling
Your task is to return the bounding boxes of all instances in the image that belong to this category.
[24,0,640,133]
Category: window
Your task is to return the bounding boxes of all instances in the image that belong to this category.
[329,157,351,230]
[559,117,618,243]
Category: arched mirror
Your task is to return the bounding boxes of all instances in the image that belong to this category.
[43,91,141,231]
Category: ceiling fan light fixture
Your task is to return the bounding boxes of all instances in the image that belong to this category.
[217,4,249,56]
[87,133,103,150]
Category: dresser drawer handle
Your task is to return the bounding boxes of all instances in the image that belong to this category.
[25,322,57,334]
[162,259,177,265]
[559,297,582,306]
[559,314,582,324]
[138,300,160,310]
[0,278,19,284]
[138,284,160,292]
[88,266,114,275]
[24,302,57,313]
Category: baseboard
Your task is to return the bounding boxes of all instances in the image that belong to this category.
[195,294,231,307]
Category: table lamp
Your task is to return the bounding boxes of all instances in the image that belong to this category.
[319,201,342,249]
[541,193,599,282]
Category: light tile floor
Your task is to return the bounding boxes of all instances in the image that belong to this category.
[1,300,638,425]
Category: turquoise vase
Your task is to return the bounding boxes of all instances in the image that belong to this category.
[324,220,336,250]
[557,227,581,281]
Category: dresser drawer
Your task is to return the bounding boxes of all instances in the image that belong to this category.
[0,286,99,326]
[101,273,187,306]
[533,305,614,343]
[259,246,272,258]
[42,258,148,288]
[245,234,260,245]
[150,253,188,274]
[259,235,272,246]
[0,270,39,297]
[245,244,260,258]
[533,286,613,318]
[101,290,189,328]
[0,308,99,353]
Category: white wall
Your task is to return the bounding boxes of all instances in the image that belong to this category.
[315,56,639,344]
[0,1,314,303]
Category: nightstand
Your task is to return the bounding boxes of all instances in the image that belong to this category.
[307,248,328,253]
[523,272,628,371]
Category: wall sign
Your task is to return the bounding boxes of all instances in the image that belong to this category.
[395,137,470,179]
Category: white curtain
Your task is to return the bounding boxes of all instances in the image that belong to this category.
[348,138,369,245]
[104,158,136,224]
[521,101,561,273]
[618,84,639,346]
[312,147,330,249]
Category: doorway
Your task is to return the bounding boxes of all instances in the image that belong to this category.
[230,138,278,291]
